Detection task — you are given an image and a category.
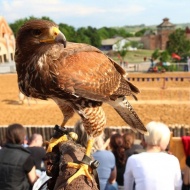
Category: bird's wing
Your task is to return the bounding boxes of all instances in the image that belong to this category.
[108,97,148,134]
[51,42,137,101]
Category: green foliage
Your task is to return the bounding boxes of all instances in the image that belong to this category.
[159,50,170,62]
[97,27,133,40]
[83,26,101,47]
[97,27,110,39]
[59,23,76,42]
[151,49,160,60]
[97,27,119,39]
[166,28,190,56]
[117,28,134,38]
[135,28,151,37]
[75,27,90,44]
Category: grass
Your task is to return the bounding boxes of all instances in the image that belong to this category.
[109,49,155,63]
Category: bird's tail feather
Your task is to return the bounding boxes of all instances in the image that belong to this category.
[108,97,148,135]
[127,80,140,94]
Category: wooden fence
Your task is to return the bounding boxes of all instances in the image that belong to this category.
[0,124,189,145]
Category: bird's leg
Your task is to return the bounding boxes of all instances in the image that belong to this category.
[59,104,75,128]
[66,106,105,184]
[85,138,94,157]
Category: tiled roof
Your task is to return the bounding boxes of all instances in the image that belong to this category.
[101,37,123,45]
[157,17,175,27]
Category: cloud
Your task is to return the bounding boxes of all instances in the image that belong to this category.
[1,0,190,28]
[1,0,146,20]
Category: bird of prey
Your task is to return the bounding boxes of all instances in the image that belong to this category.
[15,19,147,184]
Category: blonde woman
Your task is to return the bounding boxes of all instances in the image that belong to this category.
[93,135,118,190]
[124,121,182,190]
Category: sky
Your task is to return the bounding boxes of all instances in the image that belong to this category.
[1,0,190,29]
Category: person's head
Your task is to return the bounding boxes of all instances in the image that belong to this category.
[109,133,123,151]
[28,133,43,147]
[6,123,26,144]
[74,120,88,147]
[144,121,170,150]
[123,131,136,149]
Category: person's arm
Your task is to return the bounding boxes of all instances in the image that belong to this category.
[27,166,38,185]
[108,166,117,184]
[184,156,190,185]
[183,165,190,185]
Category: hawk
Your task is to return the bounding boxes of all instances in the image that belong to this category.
[15,19,147,183]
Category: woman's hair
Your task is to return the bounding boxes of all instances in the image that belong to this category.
[6,123,26,144]
[74,120,88,147]
[123,131,136,149]
[109,133,123,151]
[144,121,171,150]
[110,133,126,166]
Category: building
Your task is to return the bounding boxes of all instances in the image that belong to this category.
[141,18,175,50]
[100,36,140,51]
[0,16,15,64]
[101,37,127,51]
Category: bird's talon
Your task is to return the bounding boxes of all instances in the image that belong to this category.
[46,135,68,153]
[66,162,93,184]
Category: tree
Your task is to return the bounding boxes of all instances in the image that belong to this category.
[166,28,190,57]
[151,49,160,60]
[135,28,152,37]
[75,27,91,44]
[59,23,76,42]
[84,26,101,47]
[97,27,110,39]
[159,50,170,62]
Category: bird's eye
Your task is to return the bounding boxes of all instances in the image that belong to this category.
[32,29,42,37]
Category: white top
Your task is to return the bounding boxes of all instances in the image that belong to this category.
[124,152,182,190]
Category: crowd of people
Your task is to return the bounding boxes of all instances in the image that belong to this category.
[0,121,189,190]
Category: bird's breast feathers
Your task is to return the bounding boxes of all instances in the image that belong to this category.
[29,43,122,100]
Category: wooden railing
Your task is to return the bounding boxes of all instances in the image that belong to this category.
[0,125,189,144]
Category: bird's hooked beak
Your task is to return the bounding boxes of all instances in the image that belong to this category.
[53,27,67,48]
[40,26,67,48]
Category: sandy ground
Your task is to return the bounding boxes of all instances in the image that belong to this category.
[0,72,190,127]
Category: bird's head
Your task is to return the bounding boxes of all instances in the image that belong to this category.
[15,19,66,54]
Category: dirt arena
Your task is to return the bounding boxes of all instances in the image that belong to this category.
[0,72,190,127]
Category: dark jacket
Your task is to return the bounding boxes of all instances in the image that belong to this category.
[0,144,32,190]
